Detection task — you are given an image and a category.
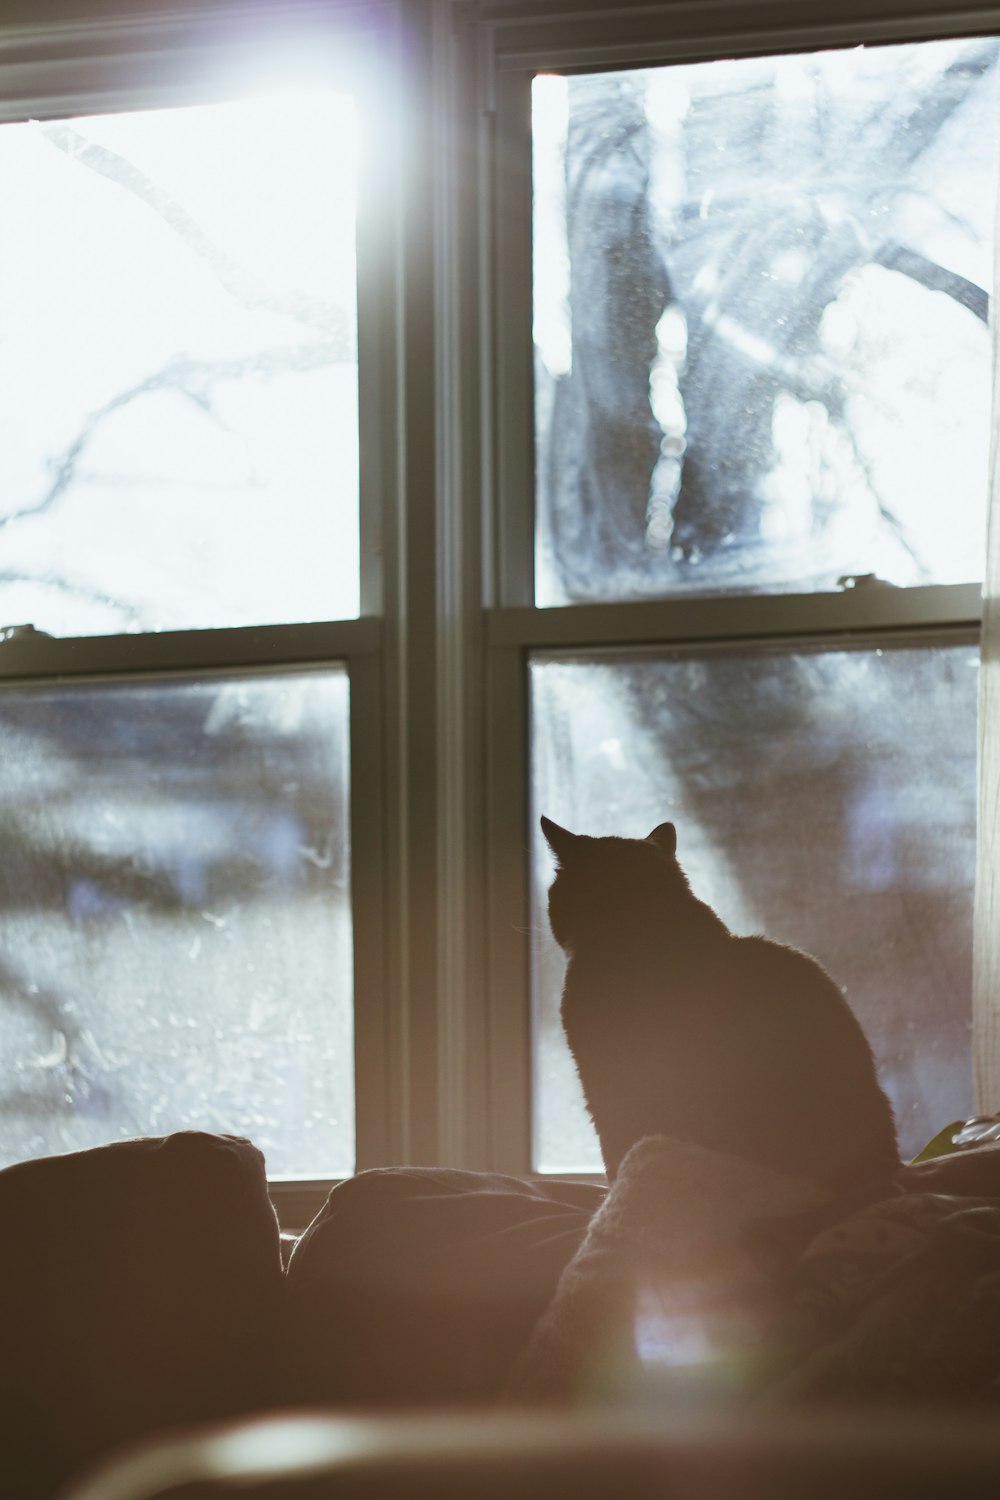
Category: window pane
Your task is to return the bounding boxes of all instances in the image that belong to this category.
[530,646,977,1170]
[0,670,353,1177]
[0,91,359,636]
[533,39,998,604]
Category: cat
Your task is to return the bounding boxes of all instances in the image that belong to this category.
[541,815,901,1191]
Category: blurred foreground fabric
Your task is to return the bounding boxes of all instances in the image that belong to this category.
[513,1135,1000,1405]
[9,1132,1000,1499]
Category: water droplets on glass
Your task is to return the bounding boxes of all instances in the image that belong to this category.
[531,646,977,1171]
[0,669,354,1177]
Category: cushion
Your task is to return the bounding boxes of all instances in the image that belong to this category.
[511,1135,827,1400]
[282,1166,604,1405]
[0,1131,282,1498]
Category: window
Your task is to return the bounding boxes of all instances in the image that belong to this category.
[0,4,390,1211]
[0,90,361,635]
[530,643,979,1169]
[531,44,994,605]
[0,669,354,1175]
[480,3,996,1176]
[0,0,995,1214]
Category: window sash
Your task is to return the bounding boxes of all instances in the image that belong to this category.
[0,15,394,665]
[0,4,385,126]
[489,37,996,615]
[479,0,1000,73]
[479,2,993,1174]
[0,3,403,1224]
[484,620,985,1176]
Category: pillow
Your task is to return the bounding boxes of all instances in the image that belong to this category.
[0,1131,282,1499]
[283,1166,604,1406]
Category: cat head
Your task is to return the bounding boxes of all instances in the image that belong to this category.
[541,816,677,862]
[541,816,688,951]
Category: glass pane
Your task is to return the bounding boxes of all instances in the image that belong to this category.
[530,646,977,1170]
[533,38,998,604]
[0,670,353,1177]
[0,90,359,636]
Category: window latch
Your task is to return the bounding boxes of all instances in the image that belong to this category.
[836,574,897,591]
[0,623,52,643]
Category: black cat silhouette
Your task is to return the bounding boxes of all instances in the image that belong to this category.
[541,816,900,1190]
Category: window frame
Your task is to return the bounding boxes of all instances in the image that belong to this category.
[0,0,407,1224]
[0,0,996,1217]
[473,0,997,1174]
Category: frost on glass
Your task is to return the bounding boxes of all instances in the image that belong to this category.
[530,648,977,1171]
[533,39,998,604]
[0,670,353,1176]
[0,92,359,637]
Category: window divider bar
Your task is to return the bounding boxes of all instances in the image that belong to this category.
[487,584,984,650]
[485,0,1000,73]
[0,4,387,124]
[0,617,381,684]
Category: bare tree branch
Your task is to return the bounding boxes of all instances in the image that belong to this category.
[0,340,339,531]
[874,242,989,322]
[40,120,354,349]
[0,570,143,624]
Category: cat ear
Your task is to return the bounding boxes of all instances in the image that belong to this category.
[540,816,580,863]
[647,821,677,856]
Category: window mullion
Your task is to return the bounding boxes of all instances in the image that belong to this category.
[376,0,459,1169]
[430,3,496,1170]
